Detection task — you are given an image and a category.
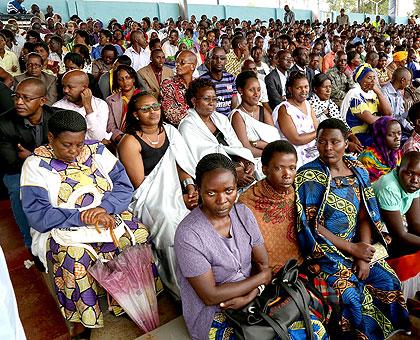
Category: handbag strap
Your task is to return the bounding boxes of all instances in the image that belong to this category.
[282,281,315,340]
[259,311,290,340]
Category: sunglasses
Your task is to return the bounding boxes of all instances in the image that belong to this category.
[137,102,161,113]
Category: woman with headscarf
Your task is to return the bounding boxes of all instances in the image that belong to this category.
[340,63,392,147]
[358,116,403,183]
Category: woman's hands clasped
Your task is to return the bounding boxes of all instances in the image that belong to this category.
[80,207,116,230]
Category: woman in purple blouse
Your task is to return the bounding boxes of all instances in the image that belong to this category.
[174,153,271,340]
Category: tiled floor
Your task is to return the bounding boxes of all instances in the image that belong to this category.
[1,199,419,339]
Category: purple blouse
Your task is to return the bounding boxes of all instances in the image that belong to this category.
[174,203,264,340]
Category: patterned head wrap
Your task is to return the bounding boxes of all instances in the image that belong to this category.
[372,116,401,168]
[179,38,194,50]
[353,63,374,83]
[393,51,408,62]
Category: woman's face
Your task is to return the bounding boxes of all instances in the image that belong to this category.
[48,131,85,163]
[199,168,237,219]
[377,57,387,69]
[240,78,260,106]
[359,71,375,92]
[74,33,85,45]
[117,69,135,92]
[133,95,161,128]
[263,152,297,192]
[289,78,309,103]
[103,50,116,65]
[114,31,123,41]
[385,121,402,150]
[317,128,347,166]
[314,79,332,101]
[192,87,217,117]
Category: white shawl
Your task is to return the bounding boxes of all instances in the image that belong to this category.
[128,123,197,297]
[178,108,255,166]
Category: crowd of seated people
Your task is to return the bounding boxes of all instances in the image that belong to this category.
[1,5,420,339]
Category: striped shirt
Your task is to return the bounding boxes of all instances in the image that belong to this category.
[199,71,237,116]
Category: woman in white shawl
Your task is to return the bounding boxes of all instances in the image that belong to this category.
[118,91,198,298]
[178,78,256,188]
[230,71,280,179]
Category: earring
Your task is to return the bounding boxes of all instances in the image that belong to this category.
[135,116,139,120]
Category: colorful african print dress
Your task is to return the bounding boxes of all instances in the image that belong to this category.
[21,141,152,328]
[295,156,409,339]
[358,146,402,183]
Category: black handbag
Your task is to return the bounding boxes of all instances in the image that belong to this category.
[224,259,315,340]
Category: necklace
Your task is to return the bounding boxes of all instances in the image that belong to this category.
[240,104,257,118]
[141,129,160,145]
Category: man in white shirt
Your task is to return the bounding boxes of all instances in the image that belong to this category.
[53,70,111,142]
[162,29,179,62]
[123,30,150,72]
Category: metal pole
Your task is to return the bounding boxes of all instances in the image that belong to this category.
[179,0,188,20]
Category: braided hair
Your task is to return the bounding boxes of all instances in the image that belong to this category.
[48,110,87,137]
[195,153,237,188]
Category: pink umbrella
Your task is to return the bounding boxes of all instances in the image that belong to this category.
[89,244,159,332]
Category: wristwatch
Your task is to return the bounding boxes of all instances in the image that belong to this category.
[182,178,195,190]
[251,141,258,148]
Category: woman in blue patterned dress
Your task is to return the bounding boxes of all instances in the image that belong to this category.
[295,118,410,339]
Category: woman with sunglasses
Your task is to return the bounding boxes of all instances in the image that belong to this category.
[118,91,198,298]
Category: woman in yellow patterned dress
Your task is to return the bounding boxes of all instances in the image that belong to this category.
[20,110,151,334]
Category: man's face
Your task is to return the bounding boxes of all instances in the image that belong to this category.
[336,54,347,72]
[279,38,289,50]
[309,55,320,70]
[295,48,309,66]
[221,38,230,53]
[399,160,420,193]
[26,57,43,77]
[14,83,46,118]
[278,52,293,70]
[331,39,341,53]
[255,37,264,50]
[169,32,179,45]
[151,50,165,69]
[210,49,226,72]
[251,48,263,63]
[62,75,85,103]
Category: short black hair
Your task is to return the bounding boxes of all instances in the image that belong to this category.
[408,102,420,124]
[33,41,49,54]
[64,52,84,68]
[400,151,420,169]
[231,35,244,49]
[261,141,297,166]
[116,54,132,65]
[101,44,118,60]
[149,37,161,50]
[312,73,330,89]
[74,29,90,45]
[49,35,63,45]
[195,153,237,188]
[72,43,91,64]
[185,78,215,108]
[316,118,349,138]
[48,110,87,137]
[235,70,258,90]
[285,71,308,98]
[99,29,112,40]
[26,52,43,64]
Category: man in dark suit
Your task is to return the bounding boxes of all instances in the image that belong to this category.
[0,78,57,248]
[265,50,293,110]
[290,47,315,95]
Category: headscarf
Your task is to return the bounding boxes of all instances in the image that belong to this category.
[353,63,374,83]
[372,116,401,168]
[179,37,194,50]
[393,51,408,62]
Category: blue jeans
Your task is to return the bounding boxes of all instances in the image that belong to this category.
[3,173,32,248]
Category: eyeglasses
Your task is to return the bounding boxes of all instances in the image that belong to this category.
[196,96,218,103]
[26,63,43,69]
[12,93,44,102]
[176,60,194,66]
[137,103,161,113]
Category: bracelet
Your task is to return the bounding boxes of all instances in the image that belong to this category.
[182,177,195,190]
[257,284,265,296]
[251,141,258,148]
